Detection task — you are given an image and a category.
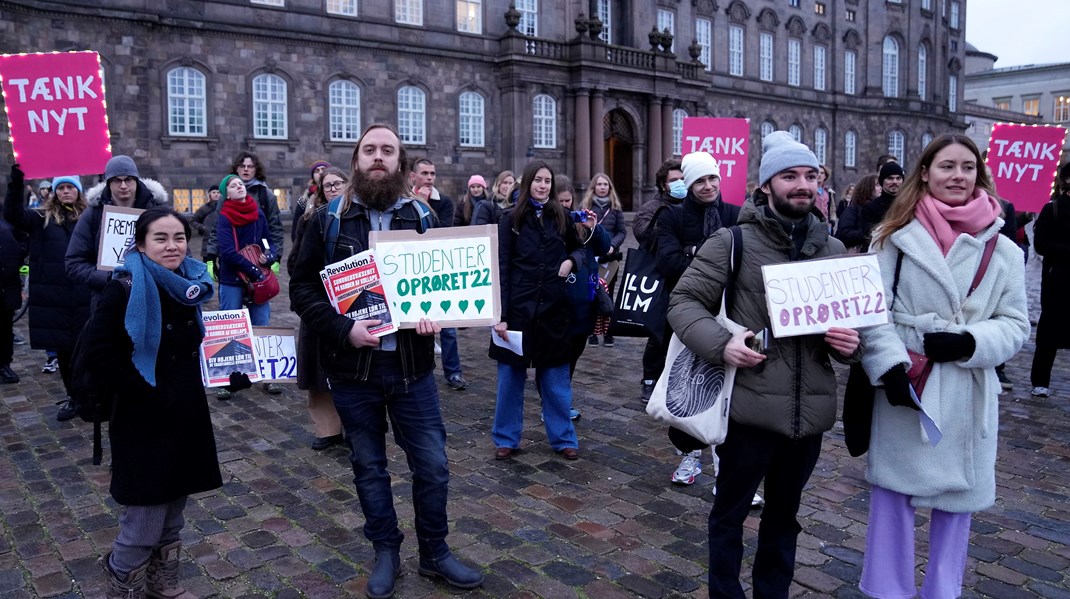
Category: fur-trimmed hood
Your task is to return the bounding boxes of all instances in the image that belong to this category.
[85,178,169,208]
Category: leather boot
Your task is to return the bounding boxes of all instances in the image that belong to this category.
[365,547,400,599]
[418,553,484,589]
[101,551,148,599]
[146,541,197,598]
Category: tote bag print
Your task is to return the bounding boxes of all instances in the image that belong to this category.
[665,347,729,418]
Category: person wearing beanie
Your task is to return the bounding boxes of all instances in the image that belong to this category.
[292,161,332,241]
[859,160,907,247]
[667,131,859,598]
[455,174,488,227]
[215,175,274,342]
[204,151,284,282]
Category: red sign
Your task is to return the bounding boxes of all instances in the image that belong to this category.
[985,123,1067,213]
[680,117,750,206]
[0,51,112,179]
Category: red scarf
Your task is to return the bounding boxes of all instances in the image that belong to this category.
[221,196,259,226]
[914,189,1001,256]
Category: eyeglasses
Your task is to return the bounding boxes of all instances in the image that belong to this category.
[112,177,137,186]
[323,181,346,191]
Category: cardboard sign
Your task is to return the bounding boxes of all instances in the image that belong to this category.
[252,327,297,383]
[370,225,500,328]
[96,205,143,271]
[986,124,1067,213]
[200,309,262,387]
[0,51,111,179]
[762,253,888,338]
[681,117,750,205]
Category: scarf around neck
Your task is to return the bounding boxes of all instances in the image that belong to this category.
[221,196,259,226]
[117,252,214,386]
[914,189,1000,256]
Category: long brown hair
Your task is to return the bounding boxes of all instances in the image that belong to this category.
[580,172,623,212]
[872,134,994,249]
[42,185,88,227]
[511,161,566,235]
[851,174,880,208]
[304,167,349,222]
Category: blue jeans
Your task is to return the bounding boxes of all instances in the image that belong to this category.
[492,362,577,452]
[219,283,270,326]
[439,328,461,378]
[330,367,451,558]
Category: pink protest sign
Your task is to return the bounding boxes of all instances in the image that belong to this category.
[985,123,1067,213]
[0,51,111,179]
[680,117,750,205]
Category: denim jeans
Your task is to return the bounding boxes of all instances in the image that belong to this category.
[111,496,187,578]
[330,366,451,558]
[439,328,462,378]
[219,283,270,326]
[492,361,577,452]
[708,420,822,599]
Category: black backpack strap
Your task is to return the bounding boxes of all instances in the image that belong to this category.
[724,225,744,316]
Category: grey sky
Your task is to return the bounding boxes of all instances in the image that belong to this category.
[966,0,1068,68]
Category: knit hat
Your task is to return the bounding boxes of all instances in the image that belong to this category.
[467,175,487,188]
[38,181,52,190]
[219,174,240,196]
[310,161,331,177]
[759,132,819,186]
[51,176,83,194]
[878,161,905,184]
[104,155,139,182]
[681,152,720,190]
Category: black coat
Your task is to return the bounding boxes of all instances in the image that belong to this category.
[859,191,895,246]
[0,220,23,313]
[834,204,865,250]
[1034,195,1070,348]
[655,194,741,290]
[3,192,91,350]
[85,279,222,506]
[429,193,454,229]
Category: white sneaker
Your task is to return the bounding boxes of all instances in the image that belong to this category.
[1031,386,1050,398]
[671,451,703,485]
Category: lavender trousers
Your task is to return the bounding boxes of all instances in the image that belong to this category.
[860,485,972,599]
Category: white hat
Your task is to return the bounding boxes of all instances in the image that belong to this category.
[682,152,720,190]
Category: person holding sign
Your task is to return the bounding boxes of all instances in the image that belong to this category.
[857,134,1029,598]
[491,160,596,462]
[82,208,218,598]
[289,124,484,598]
[1029,162,1070,399]
[668,132,860,598]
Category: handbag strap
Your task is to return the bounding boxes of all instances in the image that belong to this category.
[890,233,999,312]
[723,226,744,316]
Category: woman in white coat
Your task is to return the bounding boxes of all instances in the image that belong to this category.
[858,134,1029,598]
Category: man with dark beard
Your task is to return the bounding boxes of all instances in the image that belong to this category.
[289,124,484,599]
[667,131,861,598]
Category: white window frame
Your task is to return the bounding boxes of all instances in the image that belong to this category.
[166,67,206,137]
[922,0,932,9]
[328,80,361,142]
[395,0,423,25]
[657,10,675,52]
[787,38,801,86]
[672,108,687,156]
[596,0,612,44]
[327,0,357,16]
[888,130,905,164]
[883,36,899,97]
[814,45,826,91]
[844,50,856,95]
[397,86,426,145]
[761,121,775,140]
[252,73,287,140]
[918,44,927,100]
[458,91,485,147]
[789,124,802,143]
[696,19,712,71]
[1023,96,1041,117]
[250,0,284,5]
[729,25,744,77]
[517,0,538,37]
[456,0,481,33]
[845,130,857,168]
[922,132,934,150]
[759,32,774,82]
[532,94,556,148]
[814,127,828,165]
[948,74,958,112]
[1054,94,1070,122]
[950,1,960,29]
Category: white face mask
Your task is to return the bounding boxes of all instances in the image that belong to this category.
[668,179,688,199]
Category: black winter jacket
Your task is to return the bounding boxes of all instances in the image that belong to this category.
[834,203,865,250]
[655,194,741,290]
[204,179,284,259]
[428,192,454,229]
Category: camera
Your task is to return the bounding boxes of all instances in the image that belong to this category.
[571,210,589,223]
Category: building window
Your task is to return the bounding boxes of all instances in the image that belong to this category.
[759,32,774,82]
[1023,96,1041,116]
[993,97,1011,111]
[696,19,712,71]
[814,45,827,91]
[596,0,611,43]
[327,0,357,15]
[250,0,284,5]
[729,25,744,77]
[883,36,899,97]
[1054,94,1070,122]
[395,0,422,25]
[458,91,484,147]
[888,130,905,164]
[516,0,537,36]
[789,124,802,143]
[672,109,687,156]
[844,50,857,95]
[845,130,857,168]
[815,2,826,15]
[397,86,426,145]
[761,121,775,140]
[922,0,932,10]
[950,40,957,52]
[788,0,799,6]
[846,9,855,22]
[922,132,934,150]
[252,73,287,139]
[814,127,828,165]
[166,67,206,137]
[948,75,957,112]
[657,10,675,52]
[532,94,556,148]
[328,80,361,142]
[917,44,927,100]
[950,1,960,28]
[457,0,481,33]
[787,38,801,86]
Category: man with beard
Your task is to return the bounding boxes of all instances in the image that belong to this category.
[288,124,484,599]
[667,131,861,598]
[860,161,905,247]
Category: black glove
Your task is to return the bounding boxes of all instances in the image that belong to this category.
[261,251,278,266]
[10,163,24,185]
[881,365,918,410]
[923,332,975,363]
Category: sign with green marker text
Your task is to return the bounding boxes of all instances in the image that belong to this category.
[370,225,500,328]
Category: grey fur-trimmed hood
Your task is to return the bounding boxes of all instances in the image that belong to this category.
[85,178,169,207]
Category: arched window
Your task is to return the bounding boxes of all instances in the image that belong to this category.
[921,132,934,151]
[458,91,485,147]
[882,36,899,97]
[948,75,958,112]
[814,127,828,165]
[532,94,556,148]
[252,73,287,139]
[167,67,206,137]
[845,130,857,168]
[672,108,687,156]
[888,130,905,164]
[397,86,426,145]
[917,43,928,100]
[789,124,803,143]
[328,80,361,142]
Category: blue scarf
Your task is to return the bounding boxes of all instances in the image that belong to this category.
[116,252,214,386]
[529,198,546,220]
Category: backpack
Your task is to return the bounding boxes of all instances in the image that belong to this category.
[322,197,433,260]
[69,277,131,465]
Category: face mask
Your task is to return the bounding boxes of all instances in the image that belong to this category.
[668,179,687,199]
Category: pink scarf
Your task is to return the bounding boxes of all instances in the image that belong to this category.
[914,189,1001,256]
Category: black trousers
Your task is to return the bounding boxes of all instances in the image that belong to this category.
[0,307,13,366]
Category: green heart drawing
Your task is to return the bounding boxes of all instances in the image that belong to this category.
[420,301,432,314]
[474,299,486,313]
[400,301,412,314]
[440,300,451,313]
[458,300,469,313]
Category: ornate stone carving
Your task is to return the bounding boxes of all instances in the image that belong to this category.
[504,3,520,30]
[785,16,806,37]
[842,29,861,50]
[757,8,779,31]
[812,23,831,43]
[725,0,751,24]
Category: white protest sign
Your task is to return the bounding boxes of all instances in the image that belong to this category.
[762,253,888,338]
[96,205,143,271]
[252,327,297,383]
[370,225,501,328]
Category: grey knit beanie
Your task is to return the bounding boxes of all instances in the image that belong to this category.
[759,132,819,186]
[104,155,139,182]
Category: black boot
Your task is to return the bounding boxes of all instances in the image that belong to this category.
[418,553,484,589]
[366,547,400,599]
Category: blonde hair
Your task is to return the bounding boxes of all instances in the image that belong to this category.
[491,170,516,209]
[580,173,622,212]
[42,188,88,227]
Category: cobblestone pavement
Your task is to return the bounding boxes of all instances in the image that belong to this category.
[0,230,1067,598]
